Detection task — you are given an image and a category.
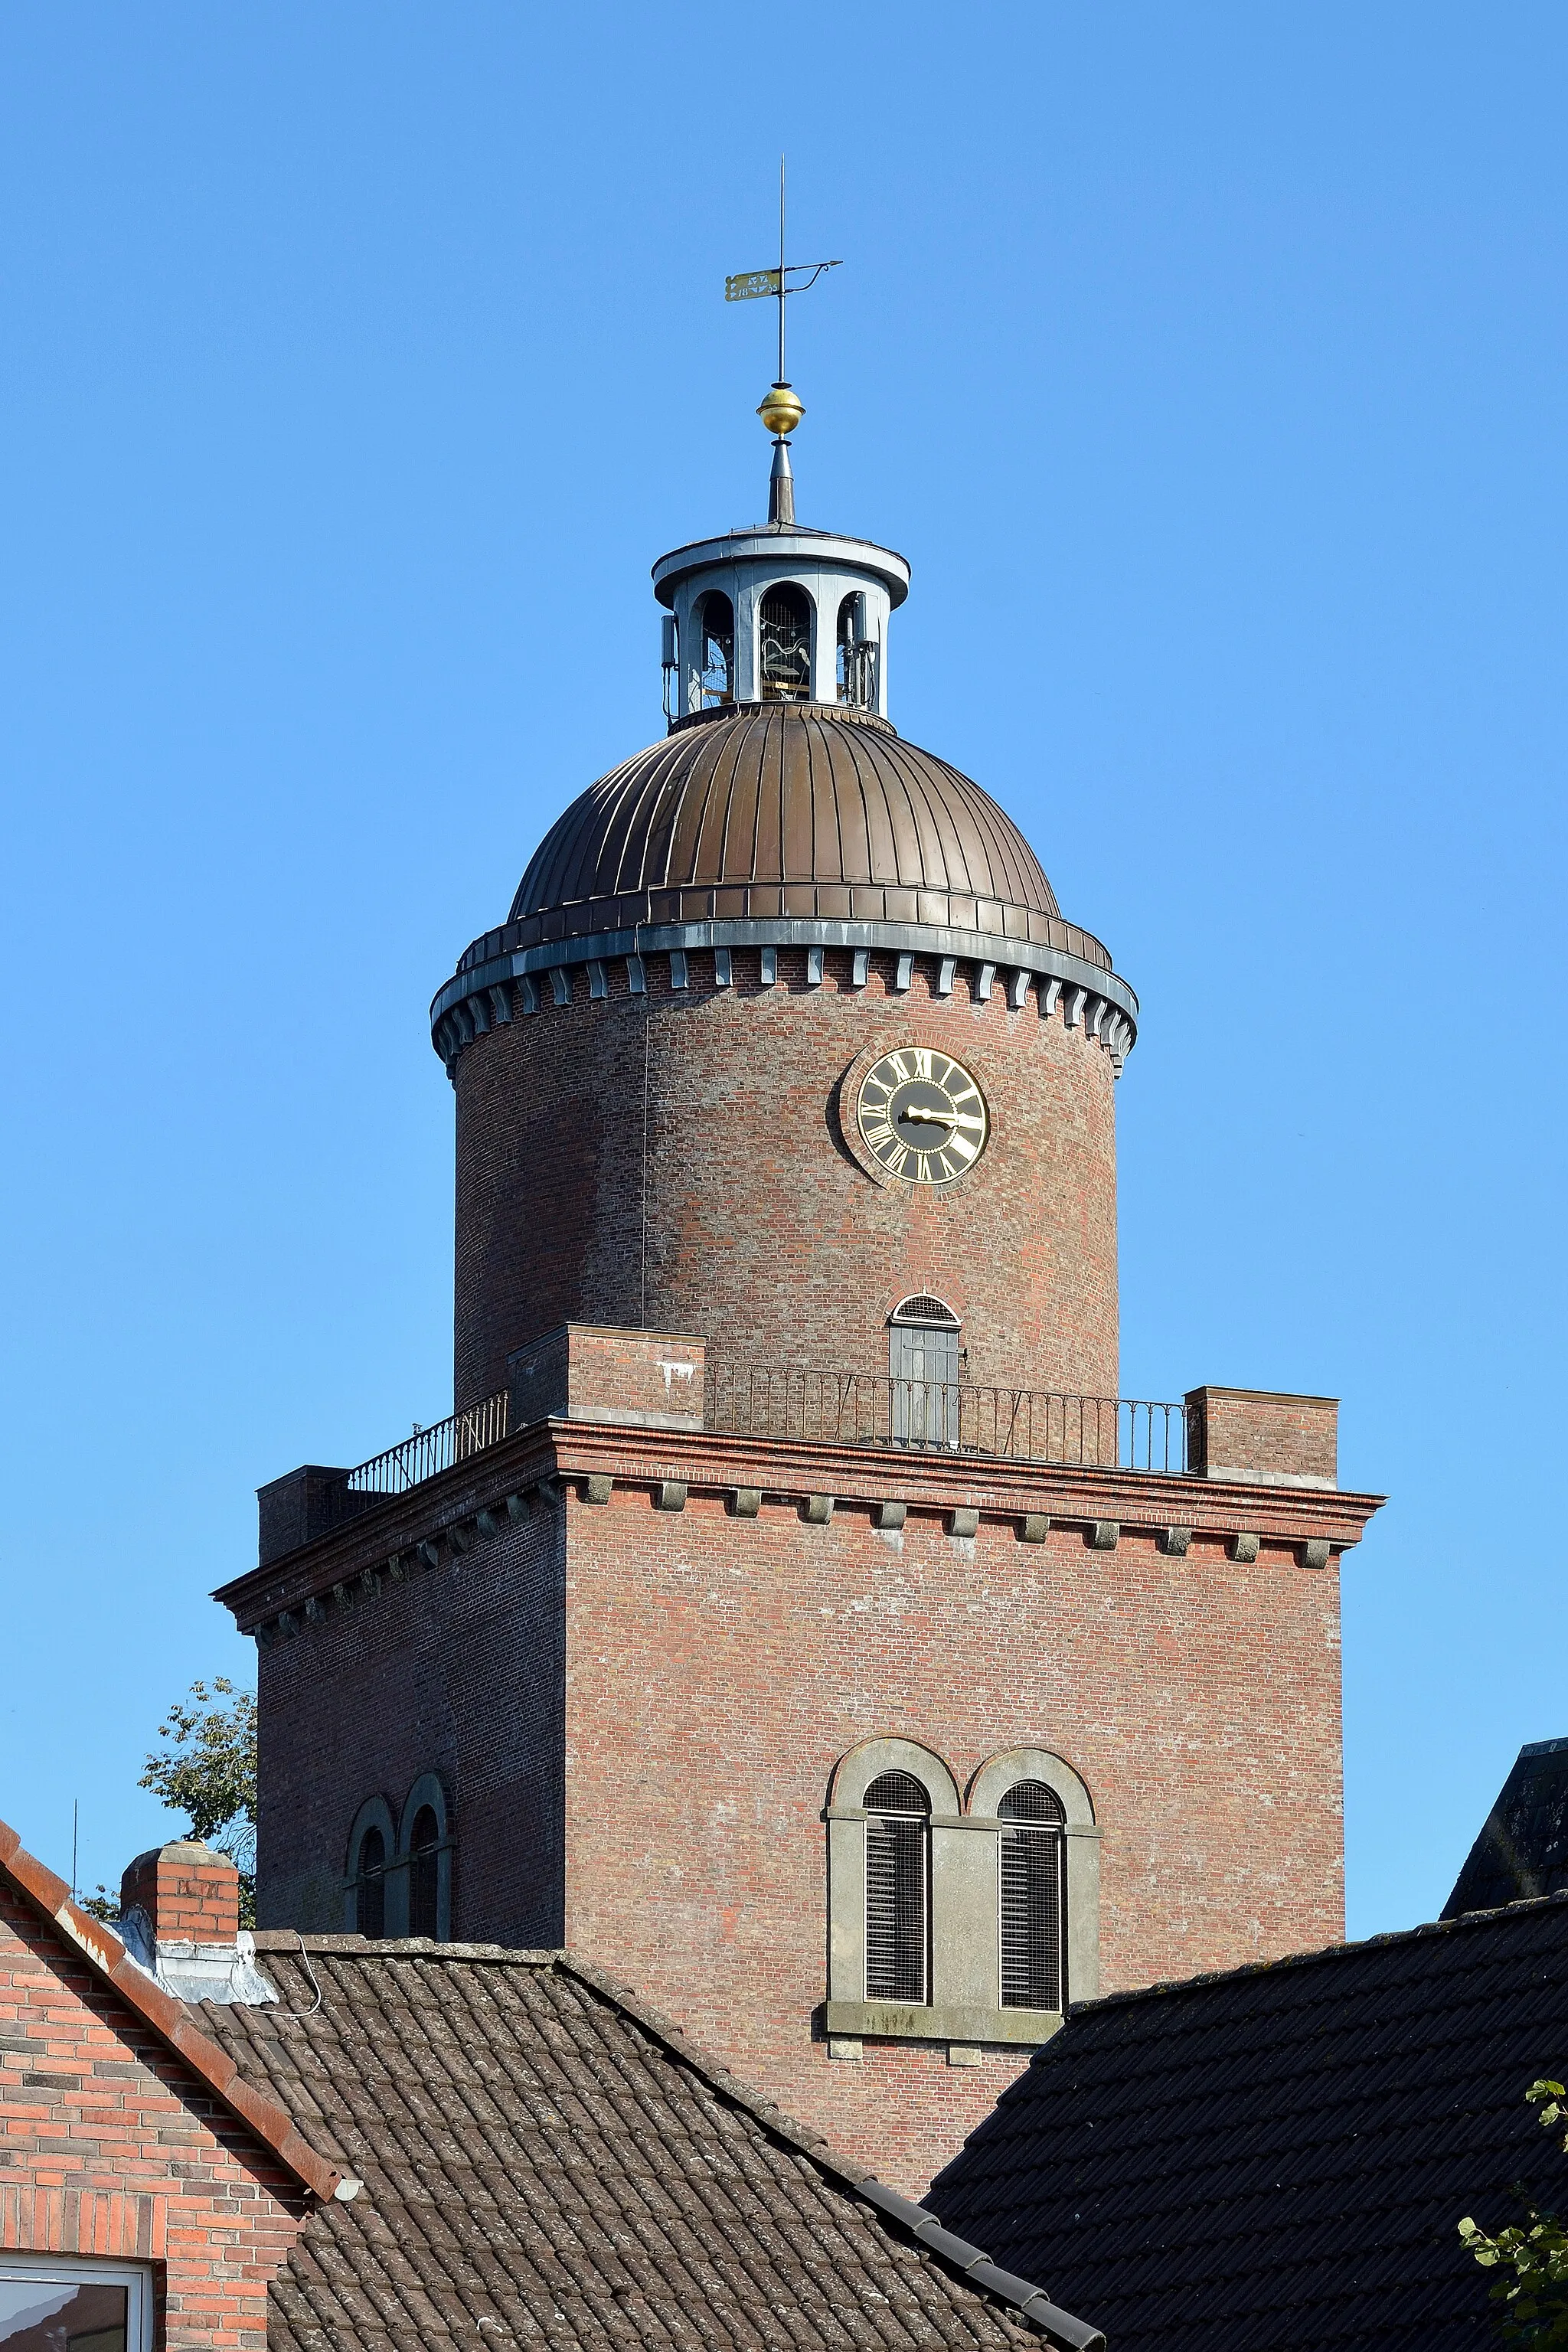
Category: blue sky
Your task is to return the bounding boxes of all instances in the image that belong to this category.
[1,5,1563,1936]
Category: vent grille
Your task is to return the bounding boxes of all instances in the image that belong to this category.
[890,1294,960,1328]
[999,1780,1065,2010]
[864,1772,929,2004]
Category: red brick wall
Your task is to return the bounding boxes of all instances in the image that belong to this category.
[250,1458,1344,2190]
[255,1497,565,1945]
[452,948,1119,1413]
[0,1882,309,2350]
[560,1485,1344,2194]
[1188,1387,1338,1485]
[120,1847,240,1945]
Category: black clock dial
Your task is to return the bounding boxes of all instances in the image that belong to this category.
[856,1047,989,1184]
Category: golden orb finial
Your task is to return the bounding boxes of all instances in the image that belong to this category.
[758,381,804,437]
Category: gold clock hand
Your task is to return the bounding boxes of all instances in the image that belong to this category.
[897,1100,958,1129]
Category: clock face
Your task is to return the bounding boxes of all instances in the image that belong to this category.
[856,1047,990,1184]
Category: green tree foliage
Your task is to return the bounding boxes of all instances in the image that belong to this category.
[1461,2079,1568,2347]
[80,1680,258,1929]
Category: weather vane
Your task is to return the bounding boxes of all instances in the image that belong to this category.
[725,158,841,524]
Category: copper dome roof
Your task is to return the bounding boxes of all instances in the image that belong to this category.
[480,704,1110,972]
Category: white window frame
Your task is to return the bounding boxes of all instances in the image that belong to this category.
[0,2257,155,2352]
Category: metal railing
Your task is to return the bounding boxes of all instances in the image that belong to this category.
[314,1364,1185,1540]
[322,1390,511,1530]
[704,1364,1188,1474]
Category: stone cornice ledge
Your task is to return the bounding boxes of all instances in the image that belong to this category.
[822,1998,1062,2047]
[551,1421,1385,1547]
[216,1415,1384,1635]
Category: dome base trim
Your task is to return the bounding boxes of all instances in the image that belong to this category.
[430,918,1138,1076]
[666,697,897,739]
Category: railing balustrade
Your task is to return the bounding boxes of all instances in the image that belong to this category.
[704,1364,1187,1474]
[318,1364,1187,1536]
[322,1390,511,1530]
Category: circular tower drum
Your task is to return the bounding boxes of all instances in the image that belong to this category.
[432,521,1137,1416]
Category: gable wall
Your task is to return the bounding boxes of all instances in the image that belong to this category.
[0,1882,309,2351]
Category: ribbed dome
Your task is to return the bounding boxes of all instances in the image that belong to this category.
[493,703,1104,965]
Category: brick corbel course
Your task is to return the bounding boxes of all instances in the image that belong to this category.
[0,1815,346,2205]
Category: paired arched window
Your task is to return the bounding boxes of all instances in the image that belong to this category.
[697,591,733,707]
[760,583,812,700]
[826,1740,1097,2050]
[864,1771,930,2004]
[344,1776,452,1939]
[837,593,875,707]
[998,1779,1067,2011]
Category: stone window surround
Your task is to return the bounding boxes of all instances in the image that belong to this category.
[824,1736,1099,2064]
[343,1772,454,1942]
[0,2257,155,2352]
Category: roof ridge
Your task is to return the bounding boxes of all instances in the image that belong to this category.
[249,1932,560,1962]
[556,1952,1103,2350]
[1068,1885,1568,2016]
[0,1815,347,2206]
[217,1933,1105,2350]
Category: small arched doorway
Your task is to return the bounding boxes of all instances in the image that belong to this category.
[888,1294,960,1445]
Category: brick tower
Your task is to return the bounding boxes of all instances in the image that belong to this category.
[220,400,1383,2191]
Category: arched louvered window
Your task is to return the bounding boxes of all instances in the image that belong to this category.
[408,1805,440,1939]
[697,591,733,707]
[760,583,812,700]
[864,1770,930,2004]
[354,1825,387,1940]
[998,1779,1067,2010]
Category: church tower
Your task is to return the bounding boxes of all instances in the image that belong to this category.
[221,374,1382,2193]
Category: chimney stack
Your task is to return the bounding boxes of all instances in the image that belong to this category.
[121,1839,240,1944]
[117,1839,274,2007]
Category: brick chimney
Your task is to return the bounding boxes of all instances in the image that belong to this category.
[121,1838,240,1944]
[117,1840,273,2006]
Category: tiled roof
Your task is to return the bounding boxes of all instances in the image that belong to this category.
[198,1936,1104,2352]
[932,1894,1568,2352]
[0,1813,344,2204]
[1444,1738,1568,1916]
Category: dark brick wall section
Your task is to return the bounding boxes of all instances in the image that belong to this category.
[453,949,1119,1412]
[256,1495,565,1945]
[0,1880,309,2349]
